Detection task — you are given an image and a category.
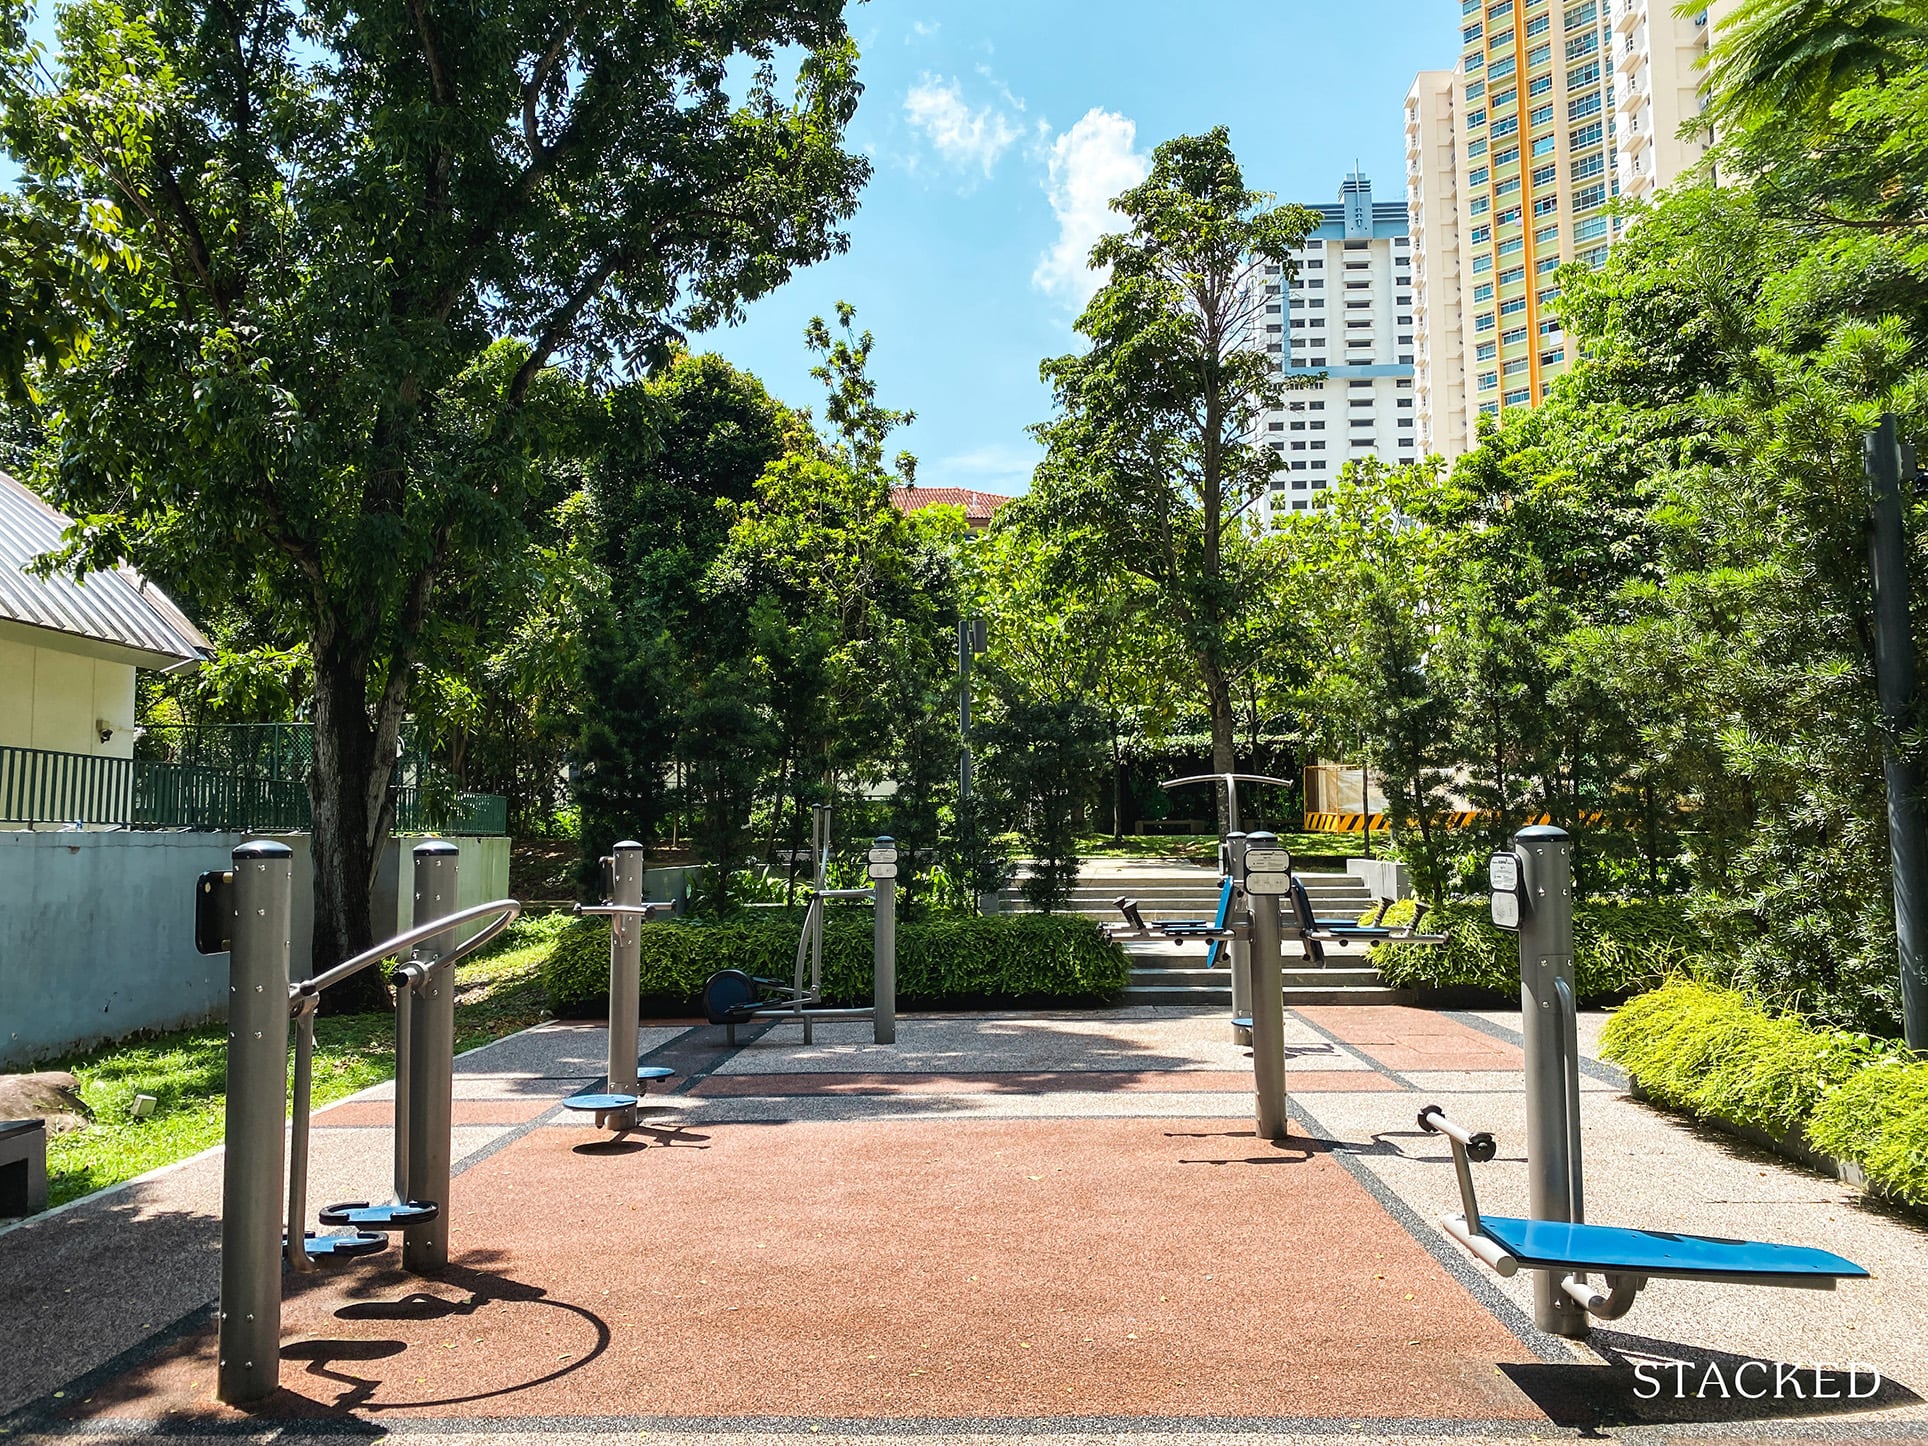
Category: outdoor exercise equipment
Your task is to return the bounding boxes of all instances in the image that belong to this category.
[701,803,897,1045]
[1159,773,1293,1025]
[1419,824,1868,1340]
[197,838,520,1405]
[1106,829,1297,1141]
[562,840,678,1132]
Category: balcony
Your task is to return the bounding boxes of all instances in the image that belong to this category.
[0,740,509,835]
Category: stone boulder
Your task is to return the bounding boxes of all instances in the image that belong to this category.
[0,1071,92,1135]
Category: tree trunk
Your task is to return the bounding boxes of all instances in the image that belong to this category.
[1202,659,1236,833]
[308,631,396,1014]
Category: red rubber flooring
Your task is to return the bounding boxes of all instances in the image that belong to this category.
[690,1069,1398,1096]
[69,1115,1540,1424]
[1300,1007,1522,1072]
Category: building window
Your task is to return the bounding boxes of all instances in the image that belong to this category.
[1476,340,1498,360]
[1478,371,1498,391]
[1468,138,1488,159]
[1525,12,1549,36]
[1466,78,1486,99]
[1498,235,1524,256]
[1473,281,1494,301]
[1487,0,1513,18]
[1574,214,1608,241]
[1527,43,1550,66]
[1495,143,1520,166]
[1574,182,1606,210]
[1469,166,1490,186]
[1570,120,1604,150]
[1531,134,1557,157]
[1529,103,1553,128]
[1470,224,1492,245]
[1463,20,1483,40]
[1537,253,1561,274]
[1562,0,1597,26]
[1490,54,1515,78]
[1537,288,1561,306]
[1568,59,1600,89]
[1572,151,1606,180]
[1502,325,1528,344]
[1492,83,1517,107]
[1534,222,1560,245]
[1540,348,1564,366]
[1504,387,1531,406]
[1497,205,1522,225]
[1500,296,1527,316]
[1496,175,1521,195]
[1492,115,1518,139]
[1568,90,1602,121]
[1529,72,1553,97]
[1466,50,1485,71]
[1533,193,1560,217]
[1481,401,1501,416]
[1472,253,1494,273]
[1504,357,1528,375]
[1475,312,1496,332]
[1498,265,1525,285]
[1564,31,1597,60]
[1468,107,1488,129]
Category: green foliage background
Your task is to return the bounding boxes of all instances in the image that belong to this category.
[541,912,1129,1015]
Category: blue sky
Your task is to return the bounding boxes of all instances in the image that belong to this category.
[693,0,1465,496]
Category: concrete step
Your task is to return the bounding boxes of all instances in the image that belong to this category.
[1119,983,1409,1006]
[1127,966,1386,991]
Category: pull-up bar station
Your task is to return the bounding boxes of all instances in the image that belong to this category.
[1420,825,1867,1338]
[196,839,521,1404]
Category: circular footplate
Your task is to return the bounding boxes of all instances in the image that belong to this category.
[289,1229,387,1259]
[1231,1015,1254,1030]
[636,1066,677,1090]
[562,1091,640,1113]
[318,1199,439,1230]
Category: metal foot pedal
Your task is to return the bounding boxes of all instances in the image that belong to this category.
[288,1229,387,1259]
[318,1199,439,1230]
[635,1066,676,1091]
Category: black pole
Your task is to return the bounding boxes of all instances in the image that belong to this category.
[1865,415,1928,1049]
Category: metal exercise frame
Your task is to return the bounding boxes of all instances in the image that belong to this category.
[1103,829,1298,1142]
[1420,825,1868,1340]
[704,804,898,1046]
[209,839,520,1405]
[563,840,678,1131]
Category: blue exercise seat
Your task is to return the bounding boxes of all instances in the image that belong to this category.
[1476,1215,1868,1287]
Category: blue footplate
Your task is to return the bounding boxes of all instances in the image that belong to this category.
[563,1092,640,1112]
[1478,1215,1868,1285]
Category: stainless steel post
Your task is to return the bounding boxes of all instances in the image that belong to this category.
[1514,824,1586,1337]
[1225,832,1251,1037]
[605,840,645,1127]
[873,835,897,1045]
[1243,831,1289,1142]
[403,840,458,1274]
[218,838,294,1405]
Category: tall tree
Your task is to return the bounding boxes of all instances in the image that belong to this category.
[1018,128,1319,827]
[0,0,868,998]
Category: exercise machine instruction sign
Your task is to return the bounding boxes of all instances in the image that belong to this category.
[1489,851,1524,931]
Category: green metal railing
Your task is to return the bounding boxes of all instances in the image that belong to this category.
[0,744,508,835]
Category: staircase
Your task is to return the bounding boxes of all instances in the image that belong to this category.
[999,864,1409,1006]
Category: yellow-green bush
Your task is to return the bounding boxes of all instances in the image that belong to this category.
[541,911,1129,1015]
[1599,979,1888,1135]
[1808,1057,1928,1206]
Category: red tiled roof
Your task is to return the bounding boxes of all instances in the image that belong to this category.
[889,486,1013,524]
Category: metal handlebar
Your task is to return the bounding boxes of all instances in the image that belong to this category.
[296,898,522,1000]
[1418,1103,1497,1162]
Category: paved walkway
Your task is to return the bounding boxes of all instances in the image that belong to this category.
[3,1005,1925,1444]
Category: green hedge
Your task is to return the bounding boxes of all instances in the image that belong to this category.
[541,911,1130,1015]
[1370,899,1716,1000]
[1598,977,1927,1206]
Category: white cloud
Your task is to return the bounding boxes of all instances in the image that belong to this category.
[1033,109,1150,307]
[926,442,1041,494]
[903,74,1020,178]
[908,19,940,40]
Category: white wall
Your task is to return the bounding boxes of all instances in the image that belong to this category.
[0,634,137,757]
[0,830,514,1068]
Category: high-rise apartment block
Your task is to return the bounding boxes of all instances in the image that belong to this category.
[1405,0,1721,460]
[1250,172,1417,521]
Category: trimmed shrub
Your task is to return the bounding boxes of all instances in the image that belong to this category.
[1807,1058,1928,1206]
[1598,979,1888,1135]
[1371,899,1715,1001]
[542,911,1129,1015]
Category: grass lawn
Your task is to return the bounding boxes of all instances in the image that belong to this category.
[1073,832,1381,865]
[31,914,568,1210]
